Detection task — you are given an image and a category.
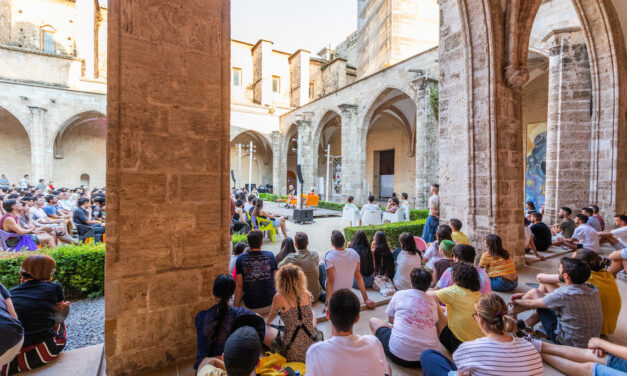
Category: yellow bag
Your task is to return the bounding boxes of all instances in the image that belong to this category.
[256,352,286,376]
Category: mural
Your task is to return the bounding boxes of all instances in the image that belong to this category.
[525,122,547,211]
[331,157,342,195]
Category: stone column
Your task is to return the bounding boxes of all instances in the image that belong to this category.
[339,104,365,204]
[412,76,439,209]
[271,131,285,195]
[28,106,50,182]
[289,50,311,107]
[105,0,230,374]
[544,30,592,224]
[76,0,96,78]
[296,119,315,192]
[252,40,274,106]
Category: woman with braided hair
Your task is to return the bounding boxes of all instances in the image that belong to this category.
[421,293,544,376]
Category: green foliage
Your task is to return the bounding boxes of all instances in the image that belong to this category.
[344,219,426,248]
[231,233,248,248]
[429,85,439,119]
[410,209,429,221]
[318,200,345,211]
[0,243,105,299]
[258,193,278,202]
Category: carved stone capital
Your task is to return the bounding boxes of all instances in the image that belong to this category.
[338,103,358,118]
[504,0,542,89]
[504,64,530,89]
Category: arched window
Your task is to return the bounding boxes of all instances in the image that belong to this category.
[80,173,90,188]
[40,25,56,54]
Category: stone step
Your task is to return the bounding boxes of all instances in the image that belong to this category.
[19,343,104,376]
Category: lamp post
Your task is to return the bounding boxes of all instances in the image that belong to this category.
[236,143,242,189]
[325,144,330,201]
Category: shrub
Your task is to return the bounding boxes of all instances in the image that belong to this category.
[0,243,105,299]
[231,233,248,248]
[344,219,426,249]
[318,200,345,211]
[410,209,429,221]
[258,193,278,202]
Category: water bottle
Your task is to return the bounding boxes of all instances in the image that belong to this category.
[294,372,300,376]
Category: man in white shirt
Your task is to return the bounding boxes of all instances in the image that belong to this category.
[320,230,375,311]
[554,214,600,252]
[422,184,440,243]
[18,175,29,189]
[369,268,444,368]
[306,289,390,376]
[360,195,381,216]
[599,214,627,249]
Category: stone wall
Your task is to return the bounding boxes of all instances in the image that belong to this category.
[104,0,231,374]
[0,108,31,183]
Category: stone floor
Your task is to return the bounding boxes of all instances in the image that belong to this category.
[24,210,627,375]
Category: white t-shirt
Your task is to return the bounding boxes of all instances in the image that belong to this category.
[29,207,47,221]
[611,226,627,247]
[453,336,543,376]
[524,226,532,247]
[428,194,439,216]
[19,178,28,189]
[572,224,600,252]
[306,334,389,376]
[386,289,439,361]
[393,251,422,290]
[424,241,442,270]
[360,203,381,216]
[324,248,360,291]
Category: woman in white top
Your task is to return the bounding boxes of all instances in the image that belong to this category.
[393,232,423,290]
[420,293,544,376]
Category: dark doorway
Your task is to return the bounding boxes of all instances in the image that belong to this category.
[379,149,395,174]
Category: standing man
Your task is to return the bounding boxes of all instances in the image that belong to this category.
[18,175,29,190]
[422,184,440,243]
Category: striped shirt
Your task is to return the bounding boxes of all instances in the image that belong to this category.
[479,253,516,278]
[453,337,544,375]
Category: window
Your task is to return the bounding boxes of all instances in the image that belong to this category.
[272,75,280,93]
[232,67,242,87]
[309,81,314,100]
[42,30,54,53]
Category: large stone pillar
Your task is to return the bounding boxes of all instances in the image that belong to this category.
[289,50,311,107]
[339,104,365,204]
[412,76,439,209]
[252,40,274,106]
[296,119,315,192]
[105,0,230,374]
[28,106,50,182]
[271,131,285,195]
[76,0,96,79]
[544,29,592,224]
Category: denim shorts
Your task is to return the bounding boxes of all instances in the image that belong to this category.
[490,276,518,292]
[593,355,627,376]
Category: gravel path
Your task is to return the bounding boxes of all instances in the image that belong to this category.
[64,297,105,351]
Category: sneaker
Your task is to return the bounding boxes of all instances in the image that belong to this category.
[617,271,627,280]
[524,334,543,353]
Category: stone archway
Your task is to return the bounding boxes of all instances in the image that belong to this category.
[230,130,273,190]
[312,110,342,200]
[282,123,298,195]
[0,106,31,184]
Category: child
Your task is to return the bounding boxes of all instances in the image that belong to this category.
[230,242,248,275]
[433,239,455,285]
[450,218,469,245]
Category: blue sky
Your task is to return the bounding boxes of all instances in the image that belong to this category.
[231,0,358,54]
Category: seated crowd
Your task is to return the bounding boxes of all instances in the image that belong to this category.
[0,180,106,251]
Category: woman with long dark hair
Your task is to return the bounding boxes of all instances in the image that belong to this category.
[393,232,422,290]
[372,231,395,279]
[350,230,375,288]
[276,237,297,264]
[479,234,518,292]
[251,199,288,238]
[194,274,255,370]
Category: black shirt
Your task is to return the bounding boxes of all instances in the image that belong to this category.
[73,207,90,226]
[530,222,552,252]
[10,280,64,346]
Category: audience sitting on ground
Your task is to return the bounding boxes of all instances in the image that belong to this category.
[30,195,72,235]
[372,231,395,279]
[370,268,444,368]
[6,255,69,374]
[319,231,375,311]
[275,237,296,264]
[429,262,484,354]
[264,264,319,362]
[590,205,605,231]
[529,212,552,254]
[510,257,602,348]
[551,206,576,242]
[44,195,72,225]
[479,234,518,292]
[531,336,627,376]
[420,293,543,376]
[279,232,322,302]
[251,199,288,238]
[525,201,537,225]
[19,197,73,247]
[1,199,54,249]
[229,242,247,275]
[0,283,23,374]
[436,244,492,295]
[432,240,455,285]
[360,195,381,217]
[73,198,105,239]
[423,225,453,271]
[449,218,469,245]
[583,207,603,232]
[234,230,278,315]
[194,274,255,370]
[305,289,390,376]
[599,214,626,250]
[393,232,423,290]
[553,213,601,252]
[231,200,249,234]
[385,197,399,213]
[349,230,375,289]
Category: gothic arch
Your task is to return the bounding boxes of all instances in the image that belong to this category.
[0,106,32,182]
[53,110,106,158]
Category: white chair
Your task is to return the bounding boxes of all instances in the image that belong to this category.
[342,206,361,228]
[362,208,382,226]
[382,209,403,223]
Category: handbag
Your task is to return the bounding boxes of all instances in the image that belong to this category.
[373,275,396,296]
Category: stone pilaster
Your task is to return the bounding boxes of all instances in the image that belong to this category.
[252,40,274,106]
[105,0,231,374]
[271,131,285,195]
[544,29,592,224]
[339,103,365,204]
[412,76,439,209]
[28,106,50,182]
[289,50,311,107]
[76,0,96,79]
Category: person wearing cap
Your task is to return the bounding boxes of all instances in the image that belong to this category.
[306,289,390,376]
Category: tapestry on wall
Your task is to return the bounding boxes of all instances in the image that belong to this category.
[525,122,547,211]
[332,156,342,195]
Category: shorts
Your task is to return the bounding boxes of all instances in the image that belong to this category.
[619,248,627,258]
[375,327,421,368]
[593,355,627,375]
[272,218,282,228]
[490,276,518,292]
[245,305,271,315]
[439,326,462,354]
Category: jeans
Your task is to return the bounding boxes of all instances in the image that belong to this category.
[353,273,374,289]
[392,247,402,261]
[420,350,457,376]
[537,308,560,344]
[422,215,439,243]
[489,276,518,292]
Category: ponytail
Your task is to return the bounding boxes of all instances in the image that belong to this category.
[475,293,517,334]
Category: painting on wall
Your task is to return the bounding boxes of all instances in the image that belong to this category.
[332,157,342,195]
[525,122,547,211]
